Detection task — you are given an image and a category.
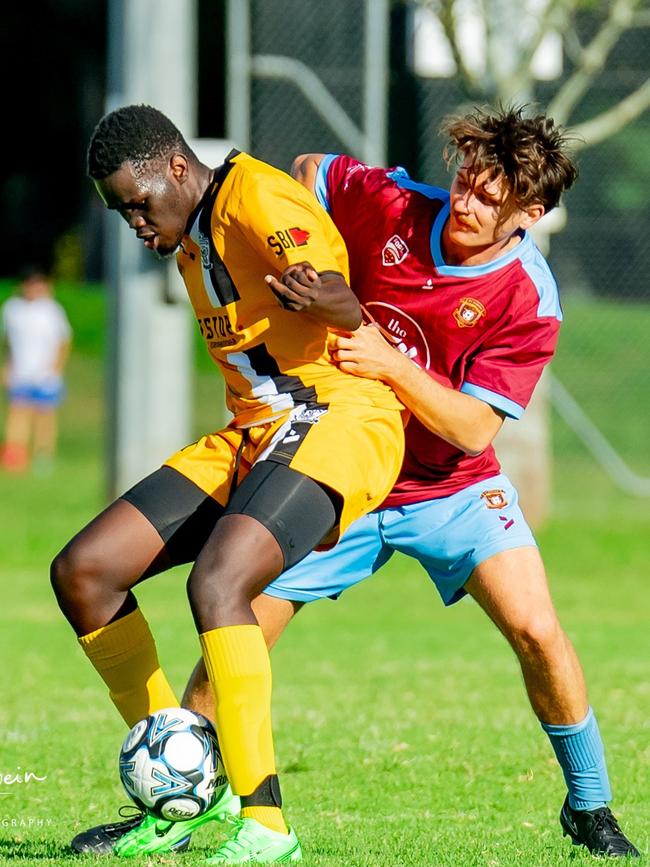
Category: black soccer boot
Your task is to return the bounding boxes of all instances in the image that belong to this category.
[70,807,191,855]
[560,796,641,857]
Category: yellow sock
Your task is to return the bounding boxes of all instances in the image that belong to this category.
[79,608,178,727]
[200,624,287,834]
[241,805,288,835]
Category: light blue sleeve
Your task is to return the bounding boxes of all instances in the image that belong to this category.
[313,154,339,212]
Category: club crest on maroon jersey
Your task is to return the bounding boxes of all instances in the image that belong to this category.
[381,235,409,266]
[453,297,486,327]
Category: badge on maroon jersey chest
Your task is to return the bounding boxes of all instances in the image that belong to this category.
[453,297,486,328]
[381,234,409,266]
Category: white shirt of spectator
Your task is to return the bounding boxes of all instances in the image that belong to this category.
[2,296,72,388]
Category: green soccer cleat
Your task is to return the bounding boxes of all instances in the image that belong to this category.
[70,785,240,857]
[205,817,302,863]
[113,785,241,857]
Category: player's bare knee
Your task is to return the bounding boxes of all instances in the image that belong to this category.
[50,545,79,604]
[186,566,252,627]
[50,542,110,614]
[509,612,564,661]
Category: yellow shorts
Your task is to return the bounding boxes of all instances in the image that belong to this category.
[164,401,405,543]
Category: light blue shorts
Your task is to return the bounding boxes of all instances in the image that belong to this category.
[8,382,65,407]
[264,473,537,606]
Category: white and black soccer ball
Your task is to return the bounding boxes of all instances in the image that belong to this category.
[118,707,227,821]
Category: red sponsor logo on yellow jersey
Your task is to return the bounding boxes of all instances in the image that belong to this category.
[267,227,311,256]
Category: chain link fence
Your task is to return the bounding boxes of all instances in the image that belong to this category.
[247,0,369,172]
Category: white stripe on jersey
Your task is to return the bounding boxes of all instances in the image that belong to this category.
[225,350,296,419]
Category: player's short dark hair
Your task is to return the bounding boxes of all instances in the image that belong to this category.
[87,104,195,180]
[441,104,578,213]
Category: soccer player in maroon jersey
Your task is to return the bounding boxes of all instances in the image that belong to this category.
[73,105,640,859]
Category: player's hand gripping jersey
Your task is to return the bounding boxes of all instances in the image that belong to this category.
[176,150,401,427]
[315,154,563,504]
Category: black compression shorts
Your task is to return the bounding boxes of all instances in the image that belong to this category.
[122,462,340,570]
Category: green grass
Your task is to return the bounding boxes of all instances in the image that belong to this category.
[0,283,649,864]
[552,297,650,472]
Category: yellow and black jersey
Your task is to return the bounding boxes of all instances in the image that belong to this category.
[176,150,402,427]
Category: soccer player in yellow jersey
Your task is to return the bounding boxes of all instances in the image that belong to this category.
[51,104,404,863]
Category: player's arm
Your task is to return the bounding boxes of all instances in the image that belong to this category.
[333,325,504,455]
[290,153,327,195]
[273,153,361,328]
[239,164,360,330]
[265,262,361,331]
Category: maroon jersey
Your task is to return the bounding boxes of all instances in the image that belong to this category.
[315,154,562,504]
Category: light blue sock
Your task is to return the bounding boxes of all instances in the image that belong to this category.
[541,706,612,810]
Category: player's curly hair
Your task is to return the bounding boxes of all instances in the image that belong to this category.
[87,104,195,180]
[442,104,578,213]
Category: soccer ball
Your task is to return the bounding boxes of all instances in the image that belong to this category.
[118,707,227,821]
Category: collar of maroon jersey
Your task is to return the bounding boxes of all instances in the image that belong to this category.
[430,199,533,277]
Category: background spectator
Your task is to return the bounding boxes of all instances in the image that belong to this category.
[1,267,72,473]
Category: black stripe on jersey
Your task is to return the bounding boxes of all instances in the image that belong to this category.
[245,343,318,405]
[198,154,241,307]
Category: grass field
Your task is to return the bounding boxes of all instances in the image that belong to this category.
[0,283,649,865]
